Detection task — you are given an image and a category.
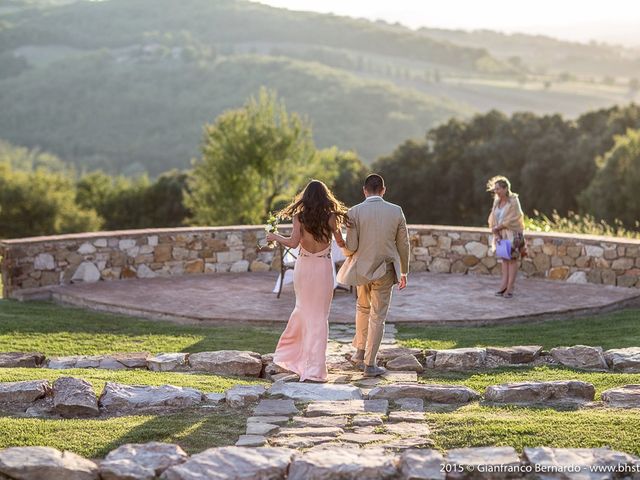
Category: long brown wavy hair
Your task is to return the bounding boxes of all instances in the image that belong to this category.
[278,180,349,243]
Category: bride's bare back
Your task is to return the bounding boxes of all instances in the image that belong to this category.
[268,213,345,253]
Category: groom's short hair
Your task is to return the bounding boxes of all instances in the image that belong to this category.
[364,174,385,194]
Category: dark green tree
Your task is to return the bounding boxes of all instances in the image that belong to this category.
[579,129,640,226]
[0,158,100,239]
[187,88,317,225]
[77,170,191,229]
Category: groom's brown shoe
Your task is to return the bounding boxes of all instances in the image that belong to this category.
[363,365,386,377]
[350,349,365,366]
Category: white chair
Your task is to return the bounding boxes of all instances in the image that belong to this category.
[273,244,297,298]
[272,239,351,296]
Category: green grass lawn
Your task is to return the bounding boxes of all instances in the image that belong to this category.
[426,404,640,455]
[0,299,278,458]
[0,300,282,355]
[0,406,250,458]
[2,300,640,457]
[398,308,640,350]
[398,311,640,455]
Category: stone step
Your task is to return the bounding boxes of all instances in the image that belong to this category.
[269,382,362,402]
[276,426,344,438]
[234,435,267,447]
[246,423,279,436]
[305,400,389,417]
[99,383,203,414]
[253,399,299,416]
[485,380,595,405]
[602,384,640,408]
[270,436,335,449]
[368,384,480,404]
[290,416,349,428]
[605,347,640,372]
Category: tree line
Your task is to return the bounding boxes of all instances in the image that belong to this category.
[1,91,639,239]
[374,104,640,227]
[0,89,366,238]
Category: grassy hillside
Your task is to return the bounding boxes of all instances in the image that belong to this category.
[0,0,504,73]
[0,52,469,174]
[1,0,637,175]
[420,27,640,78]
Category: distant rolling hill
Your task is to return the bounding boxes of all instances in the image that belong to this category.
[419,27,640,78]
[0,0,638,175]
[0,52,469,175]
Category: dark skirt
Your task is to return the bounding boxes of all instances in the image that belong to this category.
[510,231,526,260]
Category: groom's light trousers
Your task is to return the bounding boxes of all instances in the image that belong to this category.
[353,265,395,366]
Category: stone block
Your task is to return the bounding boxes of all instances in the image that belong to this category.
[189,351,262,377]
[567,271,587,284]
[602,385,640,408]
[288,447,398,479]
[450,260,467,274]
[429,258,451,273]
[585,245,604,257]
[617,274,638,287]
[602,270,617,285]
[184,259,204,274]
[0,447,98,480]
[548,266,570,280]
[437,236,452,250]
[154,244,172,263]
[486,346,542,364]
[368,384,479,404]
[550,345,608,370]
[566,246,582,258]
[485,380,595,405]
[612,258,634,271]
[217,251,243,263]
[71,262,100,283]
[52,377,99,418]
[34,253,55,271]
[163,446,293,478]
[420,235,437,247]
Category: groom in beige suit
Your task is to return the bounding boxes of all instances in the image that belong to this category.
[337,174,410,377]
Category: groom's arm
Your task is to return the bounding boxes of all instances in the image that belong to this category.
[396,209,410,275]
[342,207,358,256]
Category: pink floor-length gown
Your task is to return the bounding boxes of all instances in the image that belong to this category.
[273,244,333,382]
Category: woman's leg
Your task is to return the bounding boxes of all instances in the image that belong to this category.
[506,260,518,293]
[498,260,508,292]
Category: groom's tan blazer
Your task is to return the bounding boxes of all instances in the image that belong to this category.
[337,196,410,286]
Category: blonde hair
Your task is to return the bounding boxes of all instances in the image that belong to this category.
[486,175,515,199]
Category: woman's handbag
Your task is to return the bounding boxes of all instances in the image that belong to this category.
[495,239,512,260]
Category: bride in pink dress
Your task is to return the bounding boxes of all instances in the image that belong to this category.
[266,180,348,382]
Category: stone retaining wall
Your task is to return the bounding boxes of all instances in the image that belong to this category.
[1,344,639,375]
[2,225,640,298]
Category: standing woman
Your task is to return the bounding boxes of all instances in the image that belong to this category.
[266,180,348,382]
[487,176,526,298]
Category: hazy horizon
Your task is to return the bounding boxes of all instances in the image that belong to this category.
[252,0,640,47]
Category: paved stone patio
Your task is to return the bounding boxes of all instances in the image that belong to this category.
[49,271,640,326]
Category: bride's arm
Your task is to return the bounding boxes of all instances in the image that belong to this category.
[267,215,301,248]
[329,214,345,248]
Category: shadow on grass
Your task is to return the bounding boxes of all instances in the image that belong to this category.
[99,405,250,457]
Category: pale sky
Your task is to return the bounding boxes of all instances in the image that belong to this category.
[252,0,640,47]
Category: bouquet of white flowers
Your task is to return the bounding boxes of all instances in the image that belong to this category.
[258,212,279,249]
